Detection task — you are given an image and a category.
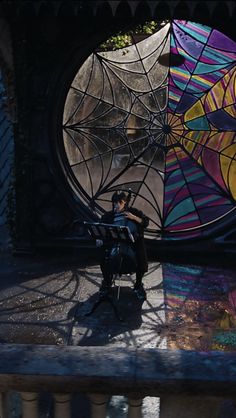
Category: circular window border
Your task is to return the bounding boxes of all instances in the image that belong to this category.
[49,17,236,242]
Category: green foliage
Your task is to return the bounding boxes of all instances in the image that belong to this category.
[100,33,132,51]
[99,20,166,51]
[134,20,159,35]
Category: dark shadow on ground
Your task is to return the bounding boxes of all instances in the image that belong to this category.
[0,265,83,345]
[68,286,144,346]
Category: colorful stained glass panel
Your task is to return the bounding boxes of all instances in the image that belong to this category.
[62,20,236,239]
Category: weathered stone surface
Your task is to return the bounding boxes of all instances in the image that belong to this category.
[1,344,236,397]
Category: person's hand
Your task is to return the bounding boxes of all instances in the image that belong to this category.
[96,239,103,247]
[124,212,141,223]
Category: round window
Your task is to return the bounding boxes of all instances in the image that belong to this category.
[62,20,236,240]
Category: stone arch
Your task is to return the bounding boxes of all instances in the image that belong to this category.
[154,1,171,20]
[17,1,36,18]
[212,1,232,33]
[3,0,235,255]
[96,1,114,22]
[37,1,55,18]
[193,2,211,26]
[115,1,133,21]
[57,1,77,18]
[134,1,152,21]
[174,1,191,20]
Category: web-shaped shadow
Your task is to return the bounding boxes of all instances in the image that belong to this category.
[0,264,83,345]
[68,261,167,348]
[68,261,236,351]
[71,286,144,346]
[2,256,234,352]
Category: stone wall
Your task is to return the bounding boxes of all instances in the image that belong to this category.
[0,17,15,251]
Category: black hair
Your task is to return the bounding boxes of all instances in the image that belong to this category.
[111,191,127,203]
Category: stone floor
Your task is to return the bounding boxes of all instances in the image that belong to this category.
[1,251,236,417]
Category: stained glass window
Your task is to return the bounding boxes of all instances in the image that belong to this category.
[62,20,236,240]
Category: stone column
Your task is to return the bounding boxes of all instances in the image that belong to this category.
[128,397,143,418]
[54,393,71,418]
[90,393,109,418]
[21,392,38,418]
[0,392,9,418]
[159,396,225,418]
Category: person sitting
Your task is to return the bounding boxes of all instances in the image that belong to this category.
[97,191,149,301]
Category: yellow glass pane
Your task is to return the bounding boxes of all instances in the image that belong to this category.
[206,83,225,110]
[182,138,195,153]
[207,132,234,152]
[185,130,209,146]
[222,143,236,159]
[220,154,230,190]
[225,104,236,118]
[220,144,236,198]
[224,69,236,107]
[229,160,236,200]
[184,100,205,122]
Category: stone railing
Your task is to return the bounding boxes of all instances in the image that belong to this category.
[0,344,236,418]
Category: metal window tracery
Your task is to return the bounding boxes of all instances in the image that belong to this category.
[62,20,236,240]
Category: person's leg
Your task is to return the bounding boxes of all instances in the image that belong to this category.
[100,267,112,290]
[100,250,113,294]
[134,271,143,288]
[133,271,146,300]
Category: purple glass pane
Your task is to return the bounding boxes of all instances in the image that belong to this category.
[208,30,236,52]
[207,110,236,131]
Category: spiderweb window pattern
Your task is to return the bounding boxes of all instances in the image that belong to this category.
[62,20,236,239]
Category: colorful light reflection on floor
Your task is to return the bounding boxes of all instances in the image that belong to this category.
[162,263,236,351]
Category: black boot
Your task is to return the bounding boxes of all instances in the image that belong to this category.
[134,272,146,300]
[133,282,146,301]
[99,275,112,297]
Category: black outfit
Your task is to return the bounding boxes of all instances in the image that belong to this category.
[99,207,149,292]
